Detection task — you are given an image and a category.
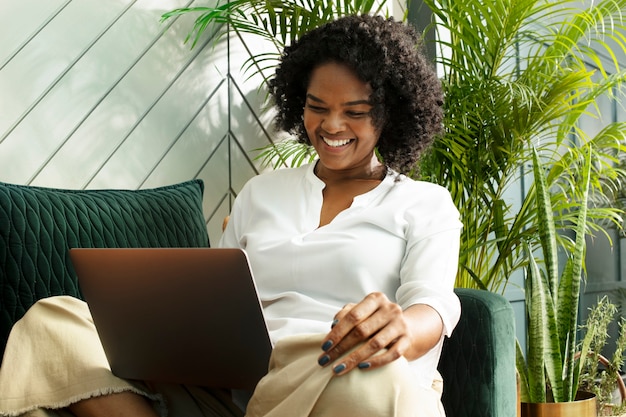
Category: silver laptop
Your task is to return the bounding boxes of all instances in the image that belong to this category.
[70,247,272,390]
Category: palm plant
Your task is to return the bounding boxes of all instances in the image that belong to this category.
[419,0,626,291]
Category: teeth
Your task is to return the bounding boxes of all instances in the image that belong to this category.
[323,137,352,147]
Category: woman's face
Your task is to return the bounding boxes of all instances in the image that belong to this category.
[303,62,381,175]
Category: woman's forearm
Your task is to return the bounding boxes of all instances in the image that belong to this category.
[402,304,444,362]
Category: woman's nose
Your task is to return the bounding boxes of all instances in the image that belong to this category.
[321,113,345,133]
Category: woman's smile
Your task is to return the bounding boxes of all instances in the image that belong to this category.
[321,137,355,148]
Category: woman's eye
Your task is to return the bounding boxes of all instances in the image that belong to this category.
[347,111,368,118]
[306,104,326,113]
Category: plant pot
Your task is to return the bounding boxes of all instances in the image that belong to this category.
[521,391,596,417]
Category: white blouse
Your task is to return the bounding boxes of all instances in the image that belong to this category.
[218,162,462,387]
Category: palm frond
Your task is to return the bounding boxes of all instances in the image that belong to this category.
[254,138,317,169]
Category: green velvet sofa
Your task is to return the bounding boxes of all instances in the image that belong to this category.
[0,179,517,416]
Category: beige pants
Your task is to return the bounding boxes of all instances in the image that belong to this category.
[0,296,445,417]
[247,335,446,417]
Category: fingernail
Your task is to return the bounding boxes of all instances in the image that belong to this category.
[358,362,371,369]
[333,363,346,374]
[321,340,333,351]
[331,319,339,328]
[318,355,331,366]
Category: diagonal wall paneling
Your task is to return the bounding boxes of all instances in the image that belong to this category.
[0,0,276,242]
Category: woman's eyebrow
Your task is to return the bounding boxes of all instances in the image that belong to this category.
[306,93,325,103]
[306,93,371,106]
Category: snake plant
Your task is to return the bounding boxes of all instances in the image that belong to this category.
[516,147,591,403]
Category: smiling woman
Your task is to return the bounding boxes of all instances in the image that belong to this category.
[229,15,461,416]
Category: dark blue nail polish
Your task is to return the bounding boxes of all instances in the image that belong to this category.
[333,363,346,374]
[331,319,339,328]
[322,340,333,351]
[318,355,330,366]
[358,362,371,369]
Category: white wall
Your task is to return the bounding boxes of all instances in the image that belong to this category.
[0,0,276,243]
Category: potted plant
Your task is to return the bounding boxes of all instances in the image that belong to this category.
[577,295,626,416]
[516,147,597,415]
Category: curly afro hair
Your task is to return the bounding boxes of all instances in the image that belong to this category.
[268,14,444,173]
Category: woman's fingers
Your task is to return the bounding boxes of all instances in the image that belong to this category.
[332,302,357,327]
[317,293,411,374]
[321,294,387,353]
[329,327,411,376]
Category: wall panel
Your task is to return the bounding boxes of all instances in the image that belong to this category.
[0,0,274,242]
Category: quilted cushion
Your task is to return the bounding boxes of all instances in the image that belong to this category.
[439,288,517,417]
[0,179,209,361]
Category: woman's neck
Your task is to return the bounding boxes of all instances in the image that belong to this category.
[314,158,387,184]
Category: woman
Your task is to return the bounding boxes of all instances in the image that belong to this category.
[0,14,461,417]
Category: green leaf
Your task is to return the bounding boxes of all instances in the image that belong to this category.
[524,240,562,403]
[532,148,559,303]
[557,147,592,399]
[254,139,317,169]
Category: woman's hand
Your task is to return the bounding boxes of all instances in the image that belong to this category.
[317,292,444,376]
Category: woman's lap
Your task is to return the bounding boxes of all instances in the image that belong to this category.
[0,297,444,417]
[246,334,445,417]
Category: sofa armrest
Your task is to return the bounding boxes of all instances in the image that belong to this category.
[439,288,517,417]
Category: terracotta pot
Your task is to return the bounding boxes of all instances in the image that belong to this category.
[521,391,596,417]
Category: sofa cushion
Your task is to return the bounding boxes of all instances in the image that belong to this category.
[0,179,209,360]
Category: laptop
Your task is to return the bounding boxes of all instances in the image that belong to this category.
[69,247,273,390]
